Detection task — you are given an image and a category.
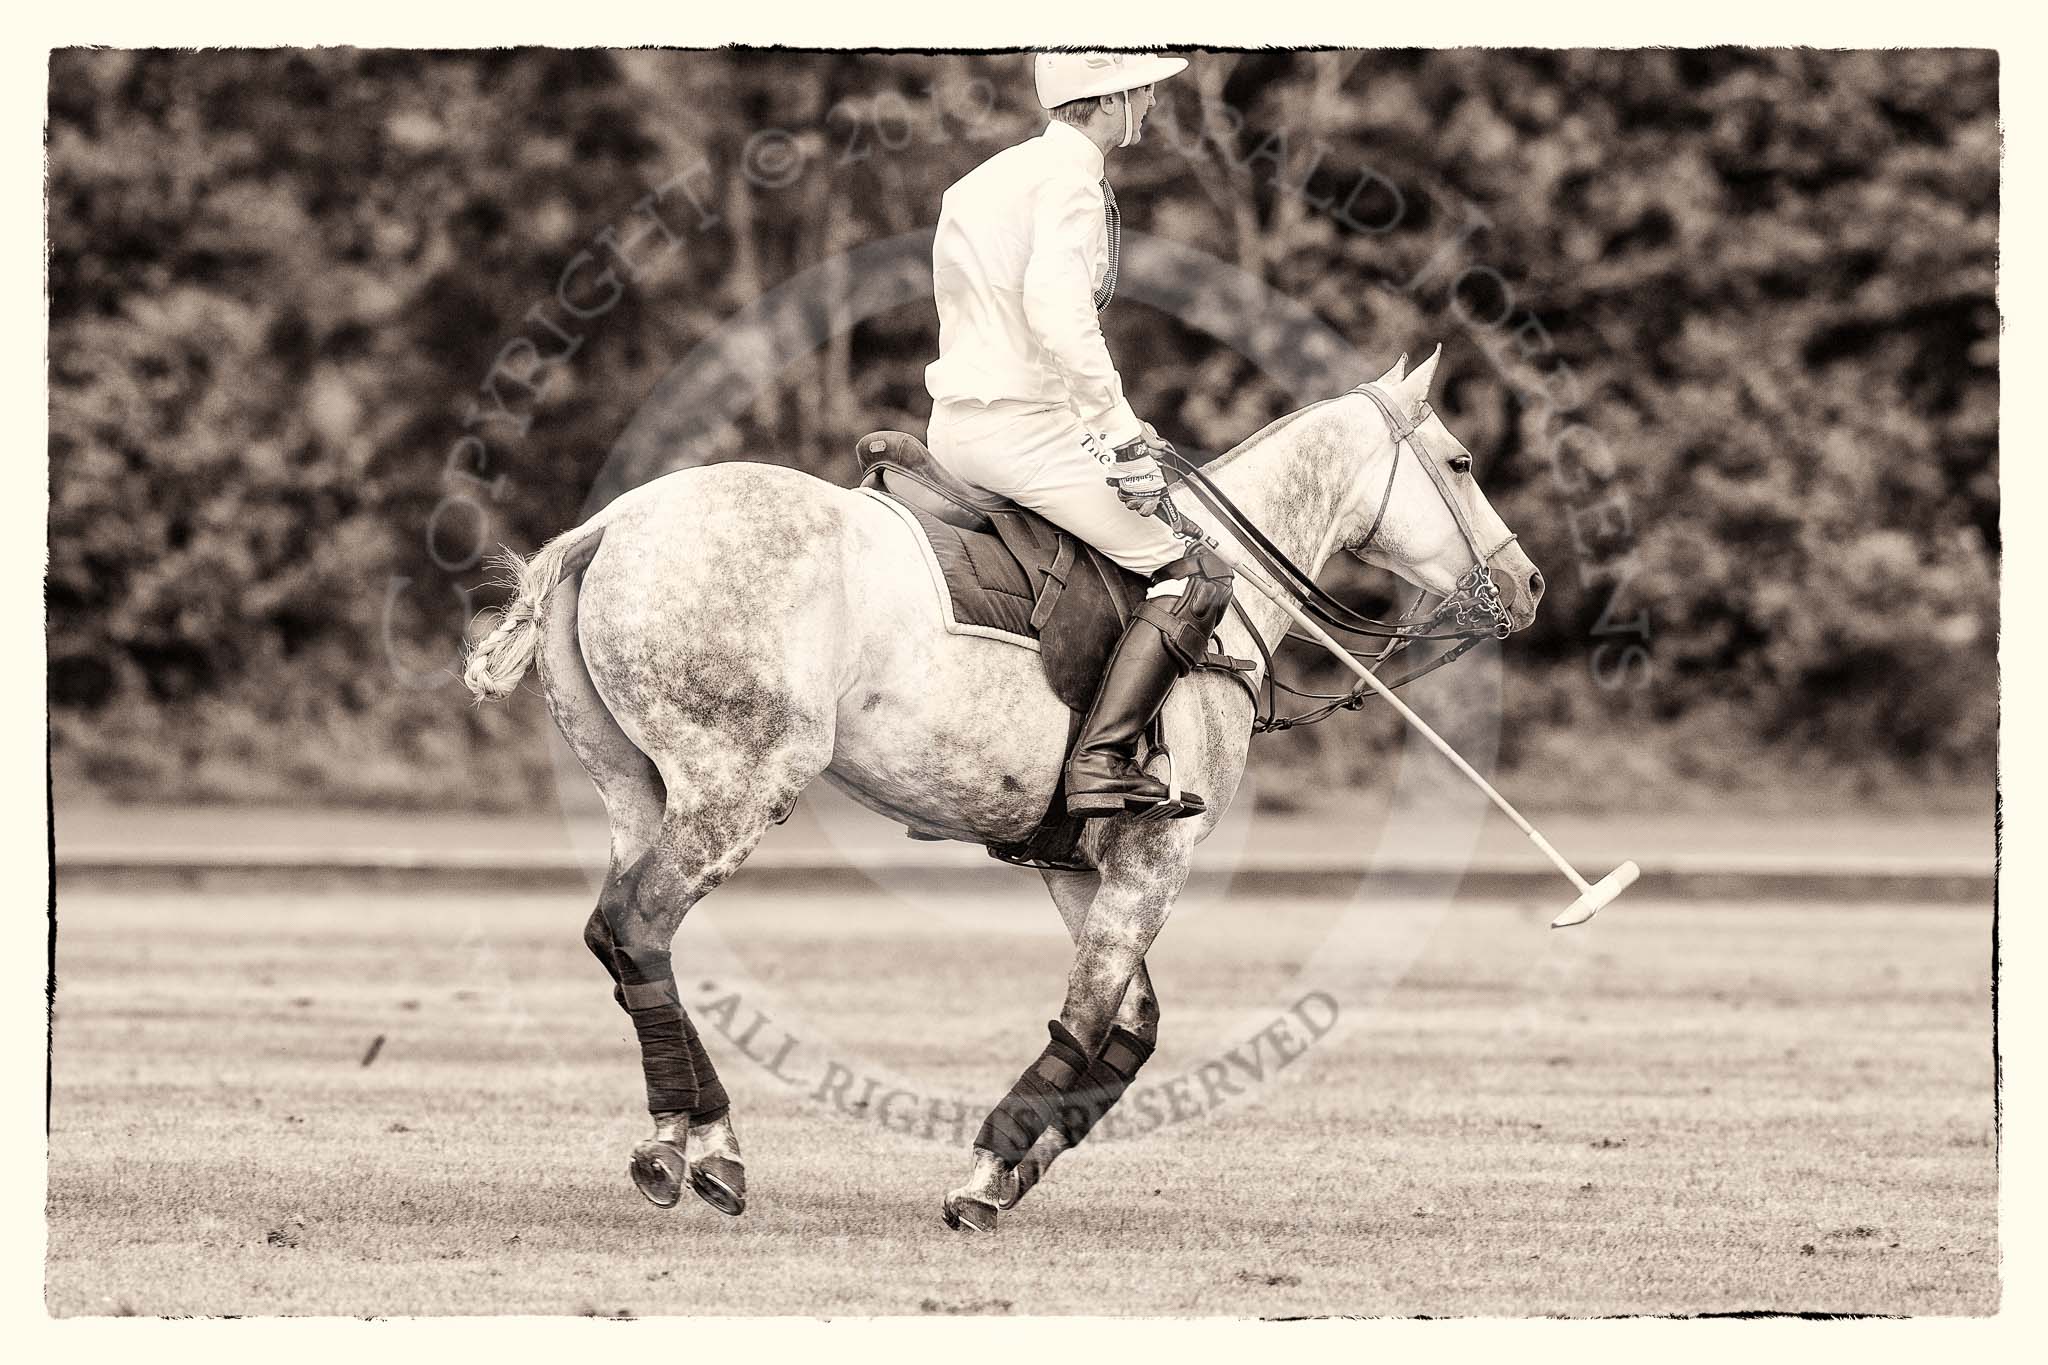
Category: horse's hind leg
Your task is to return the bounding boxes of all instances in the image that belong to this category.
[596,730,830,1216]
[540,572,808,1215]
[537,570,667,980]
[1004,869,1160,1210]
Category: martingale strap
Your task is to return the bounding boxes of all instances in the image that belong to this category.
[1225,588,1491,733]
[1254,635,1487,733]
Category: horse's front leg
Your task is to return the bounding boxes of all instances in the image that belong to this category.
[1002,869,1160,1211]
[945,824,1194,1233]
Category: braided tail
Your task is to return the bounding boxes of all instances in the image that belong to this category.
[461,519,608,702]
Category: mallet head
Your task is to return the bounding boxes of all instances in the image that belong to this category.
[1550,860,1640,929]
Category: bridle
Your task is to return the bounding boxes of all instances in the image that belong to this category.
[1156,381,1522,733]
[1351,382,1521,638]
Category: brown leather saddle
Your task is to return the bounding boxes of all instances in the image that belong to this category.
[855,430,1253,871]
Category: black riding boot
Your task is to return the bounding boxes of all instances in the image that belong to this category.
[1065,547,1235,820]
[1065,617,1206,819]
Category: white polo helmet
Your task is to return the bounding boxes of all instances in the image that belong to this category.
[1034,51,1189,109]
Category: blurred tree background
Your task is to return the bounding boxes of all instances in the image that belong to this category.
[46,48,1997,811]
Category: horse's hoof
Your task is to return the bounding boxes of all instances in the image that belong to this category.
[629,1139,687,1209]
[941,1194,999,1234]
[689,1153,747,1217]
[996,1165,1026,1212]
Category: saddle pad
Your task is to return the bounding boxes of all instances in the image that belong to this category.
[860,486,1040,649]
[862,484,1141,719]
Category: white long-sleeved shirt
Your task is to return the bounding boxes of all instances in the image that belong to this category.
[924,120,1143,449]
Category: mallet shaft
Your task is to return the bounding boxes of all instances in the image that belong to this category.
[1162,502,1632,925]
[1214,548,1594,893]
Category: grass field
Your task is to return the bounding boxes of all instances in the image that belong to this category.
[46,879,1997,1317]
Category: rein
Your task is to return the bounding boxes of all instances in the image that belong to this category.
[1159,382,1517,734]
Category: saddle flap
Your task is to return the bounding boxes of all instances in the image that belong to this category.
[987,508,1137,716]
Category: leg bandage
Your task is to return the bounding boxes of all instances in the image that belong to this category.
[616,946,729,1123]
[1054,1025,1156,1148]
[974,1020,1091,1165]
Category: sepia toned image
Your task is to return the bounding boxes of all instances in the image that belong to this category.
[46,46,1996,1317]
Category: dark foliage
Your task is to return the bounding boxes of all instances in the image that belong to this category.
[46,49,1996,806]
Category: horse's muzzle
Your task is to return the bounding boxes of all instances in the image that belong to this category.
[1490,553,1545,633]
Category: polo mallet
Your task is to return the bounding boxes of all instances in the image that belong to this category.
[1159,497,1639,928]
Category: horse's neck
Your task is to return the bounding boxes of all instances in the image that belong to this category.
[1204,398,1382,664]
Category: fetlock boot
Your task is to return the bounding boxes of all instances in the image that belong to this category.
[1064,618,1205,818]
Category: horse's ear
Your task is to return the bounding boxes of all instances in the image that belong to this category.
[1373,353,1409,387]
[1397,344,1443,415]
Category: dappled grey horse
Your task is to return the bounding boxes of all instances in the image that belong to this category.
[463,345,1542,1231]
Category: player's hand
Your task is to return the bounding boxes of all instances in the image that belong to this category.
[1110,462,1168,515]
[1108,430,1174,515]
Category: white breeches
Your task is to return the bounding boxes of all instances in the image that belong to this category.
[926,398,1190,581]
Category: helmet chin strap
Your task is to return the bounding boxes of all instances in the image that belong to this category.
[1118,89,1137,148]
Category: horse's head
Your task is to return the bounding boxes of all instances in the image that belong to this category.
[1340,346,1544,633]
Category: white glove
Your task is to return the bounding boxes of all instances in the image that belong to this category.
[1108,431,1173,515]
[1112,463,1167,515]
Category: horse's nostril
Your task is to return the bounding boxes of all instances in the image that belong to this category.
[1528,570,1545,599]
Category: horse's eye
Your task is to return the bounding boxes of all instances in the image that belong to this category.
[1450,455,1472,475]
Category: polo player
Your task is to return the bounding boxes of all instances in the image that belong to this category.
[924,50,1234,821]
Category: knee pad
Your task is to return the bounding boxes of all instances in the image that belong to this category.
[1138,548,1235,669]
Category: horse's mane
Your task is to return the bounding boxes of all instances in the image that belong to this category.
[1196,393,1344,475]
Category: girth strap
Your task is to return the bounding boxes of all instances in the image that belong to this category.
[1031,535,1077,632]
